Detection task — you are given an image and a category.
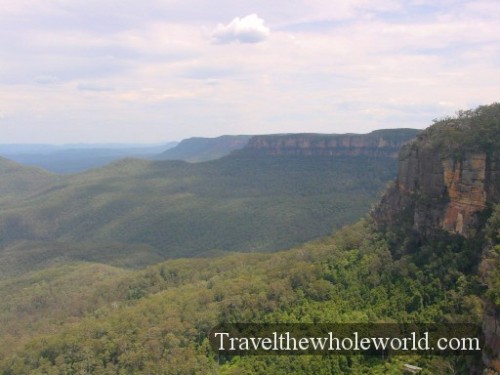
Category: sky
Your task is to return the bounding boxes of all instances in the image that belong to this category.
[1,0,499,144]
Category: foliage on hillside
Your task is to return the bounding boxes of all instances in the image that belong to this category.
[0,157,57,204]
[159,135,251,162]
[0,263,131,360]
[482,204,500,308]
[0,218,488,374]
[0,241,164,280]
[0,155,399,267]
[426,103,500,157]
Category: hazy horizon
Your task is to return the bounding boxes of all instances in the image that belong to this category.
[0,127,422,147]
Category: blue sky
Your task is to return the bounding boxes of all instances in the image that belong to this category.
[1,0,499,143]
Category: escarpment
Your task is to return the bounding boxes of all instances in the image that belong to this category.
[373,105,500,238]
[372,103,500,373]
[375,143,499,238]
[237,129,420,158]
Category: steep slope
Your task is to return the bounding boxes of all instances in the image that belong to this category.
[0,157,57,204]
[374,104,500,239]
[373,103,500,373]
[159,135,252,162]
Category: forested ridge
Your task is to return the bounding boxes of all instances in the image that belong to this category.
[0,213,495,374]
[0,146,407,275]
[0,156,397,257]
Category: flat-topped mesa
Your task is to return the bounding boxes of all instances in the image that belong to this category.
[238,129,421,158]
[373,103,500,238]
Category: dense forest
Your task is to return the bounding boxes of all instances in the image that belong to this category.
[0,212,496,374]
[0,130,418,279]
[0,105,498,374]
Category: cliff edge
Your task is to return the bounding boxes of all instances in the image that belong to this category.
[237,129,420,158]
[373,104,500,238]
[372,103,500,373]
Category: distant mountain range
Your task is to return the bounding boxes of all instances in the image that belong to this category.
[0,143,177,173]
[236,129,420,158]
[158,129,421,162]
[0,129,421,173]
[0,129,419,277]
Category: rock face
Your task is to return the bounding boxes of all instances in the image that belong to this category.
[383,155,498,238]
[238,129,420,159]
[441,154,498,234]
[372,103,500,373]
[374,138,499,238]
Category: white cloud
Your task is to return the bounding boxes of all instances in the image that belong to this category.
[212,14,270,44]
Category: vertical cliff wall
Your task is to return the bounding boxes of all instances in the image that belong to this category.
[376,143,499,238]
[237,129,420,158]
[374,105,500,238]
[372,103,500,373]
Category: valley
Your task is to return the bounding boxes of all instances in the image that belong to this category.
[0,106,498,374]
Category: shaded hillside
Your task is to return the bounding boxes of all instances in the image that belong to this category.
[0,157,57,204]
[0,154,400,262]
[237,129,420,158]
[158,135,251,162]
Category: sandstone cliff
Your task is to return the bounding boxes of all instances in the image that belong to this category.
[375,142,499,238]
[374,103,500,238]
[237,129,420,158]
[372,103,500,373]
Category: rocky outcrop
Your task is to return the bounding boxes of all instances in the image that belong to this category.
[372,103,500,374]
[374,141,499,238]
[238,129,420,159]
